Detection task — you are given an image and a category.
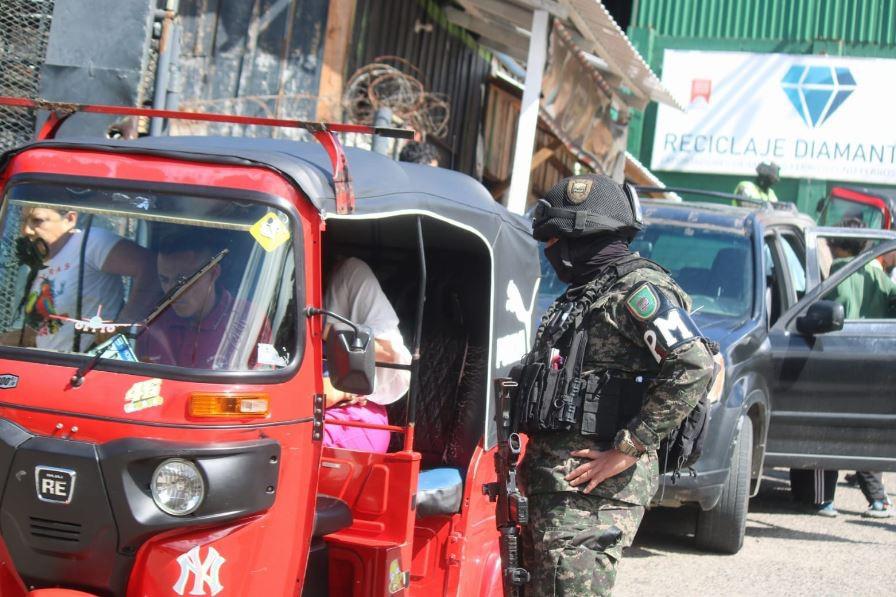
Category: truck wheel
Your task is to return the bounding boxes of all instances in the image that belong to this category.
[695,416,752,554]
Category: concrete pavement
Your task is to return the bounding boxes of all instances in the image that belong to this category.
[615,471,896,595]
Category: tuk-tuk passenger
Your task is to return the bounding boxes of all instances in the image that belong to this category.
[12,206,156,351]
[323,256,411,452]
[137,229,270,369]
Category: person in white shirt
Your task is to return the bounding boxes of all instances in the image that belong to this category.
[323,256,412,452]
[14,207,157,352]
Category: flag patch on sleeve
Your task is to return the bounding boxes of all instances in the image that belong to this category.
[626,283,660,320]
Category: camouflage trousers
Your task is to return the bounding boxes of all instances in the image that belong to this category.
[522,492,645,596]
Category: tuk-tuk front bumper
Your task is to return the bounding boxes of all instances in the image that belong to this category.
[0,418,279,595]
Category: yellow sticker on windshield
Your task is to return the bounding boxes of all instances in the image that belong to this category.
[250,212,290,252]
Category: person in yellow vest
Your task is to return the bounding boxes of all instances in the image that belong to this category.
[734,162,780,204]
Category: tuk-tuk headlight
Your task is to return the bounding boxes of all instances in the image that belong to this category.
[151,458,205,516]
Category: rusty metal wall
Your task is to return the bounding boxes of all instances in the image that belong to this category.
[173,0,329,138]
[348,0,490,176]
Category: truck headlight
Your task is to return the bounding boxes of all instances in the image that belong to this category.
[707,353,726,404]
[151,458,205,516]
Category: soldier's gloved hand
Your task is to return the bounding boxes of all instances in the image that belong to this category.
[564,449,638,494]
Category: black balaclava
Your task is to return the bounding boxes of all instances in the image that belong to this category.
[545,232,631,286]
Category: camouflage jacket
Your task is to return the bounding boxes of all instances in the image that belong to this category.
[519,264,715,506]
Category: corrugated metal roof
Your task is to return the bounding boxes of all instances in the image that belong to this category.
[633,0,896,45]
[565,0,684,109]
[449,0,684,110]
[624,151,682,201]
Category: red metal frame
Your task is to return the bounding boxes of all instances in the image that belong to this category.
[0,96,416,215]
[0,96,415,138]
[35,111,72,140]
[309,126,354,215]
[318,443,504,596]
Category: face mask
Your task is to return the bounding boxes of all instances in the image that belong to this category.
[544,240,573,283]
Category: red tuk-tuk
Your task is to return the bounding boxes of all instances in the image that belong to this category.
[0,101,539,595]
[817,184,896,230]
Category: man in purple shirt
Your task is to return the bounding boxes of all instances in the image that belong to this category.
[137,230,268,369]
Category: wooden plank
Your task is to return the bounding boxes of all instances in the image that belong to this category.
[565,8,650,111]
[444,7,529,58]
[458,0,533,31]
[317,0,356,121]
[488,175,512,200]
[530,144,557,171]
[548,155,574,177]
[476,35,528,63]
[508,0,568,18]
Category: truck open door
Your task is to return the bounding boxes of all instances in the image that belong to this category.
[766,226,896,471]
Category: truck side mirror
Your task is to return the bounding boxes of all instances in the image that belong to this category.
[796,300,844,335]
[326,327,375,395]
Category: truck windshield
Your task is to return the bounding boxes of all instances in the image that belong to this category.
[0,181,300,373]
[632,225,753,318]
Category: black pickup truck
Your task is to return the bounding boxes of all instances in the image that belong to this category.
[536,197,896,554]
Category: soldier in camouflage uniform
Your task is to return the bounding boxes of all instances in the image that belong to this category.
[517,174,715,596]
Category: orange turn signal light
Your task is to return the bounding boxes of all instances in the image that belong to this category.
[189,393,270,418]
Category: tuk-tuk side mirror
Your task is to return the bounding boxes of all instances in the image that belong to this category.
[796,300,844,335]
[816,197,827,214]
[326,327,375,395]
[305,307,375,396]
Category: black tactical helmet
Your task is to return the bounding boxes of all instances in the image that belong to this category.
[531,173,643,241]
[756,161,780,183]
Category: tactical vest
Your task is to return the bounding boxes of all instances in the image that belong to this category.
[515,255,665,441]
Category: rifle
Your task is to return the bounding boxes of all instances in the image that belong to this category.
[483,377,530,596]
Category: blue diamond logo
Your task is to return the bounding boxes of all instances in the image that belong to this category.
[781,65,856,128]
[781,65,856,127]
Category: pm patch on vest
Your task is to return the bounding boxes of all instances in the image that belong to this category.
[625,282,701,363]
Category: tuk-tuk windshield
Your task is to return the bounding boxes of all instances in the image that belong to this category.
[0,181,299,373]
[819,195,885,229]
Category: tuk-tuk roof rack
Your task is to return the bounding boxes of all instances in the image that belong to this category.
[0,96,417,215]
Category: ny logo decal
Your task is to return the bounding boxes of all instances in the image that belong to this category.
[173,545,226,596]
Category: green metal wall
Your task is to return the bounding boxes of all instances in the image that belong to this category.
[633,0,896,44]
[628,0,896,216]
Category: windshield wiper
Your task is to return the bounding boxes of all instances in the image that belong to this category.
[70,248,229,387]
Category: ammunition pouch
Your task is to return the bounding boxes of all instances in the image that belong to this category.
[517,364,649,442]
[513,255,665,441]
[579,372,648,440]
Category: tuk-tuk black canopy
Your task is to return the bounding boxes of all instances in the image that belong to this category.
[2,137,541,447]
[9,136,522,223]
